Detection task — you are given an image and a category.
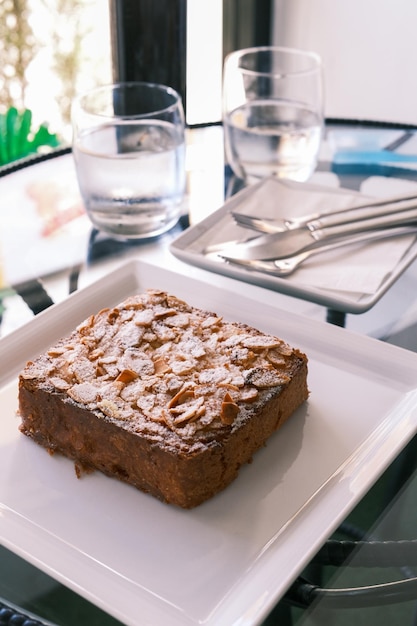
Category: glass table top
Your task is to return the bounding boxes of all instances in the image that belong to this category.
[1,121,417,625]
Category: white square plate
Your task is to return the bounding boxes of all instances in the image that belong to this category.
[2,259,417,626]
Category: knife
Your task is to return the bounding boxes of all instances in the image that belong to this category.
[206,207,417,261]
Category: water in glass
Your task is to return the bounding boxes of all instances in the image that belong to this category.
[224,99,322,183]
[73,119,185,238]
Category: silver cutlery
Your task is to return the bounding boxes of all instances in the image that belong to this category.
[219,225,417,277]
[209,205,417,261]
[231,190,417,235]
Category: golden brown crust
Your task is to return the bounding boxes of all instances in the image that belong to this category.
[18,290,309,508]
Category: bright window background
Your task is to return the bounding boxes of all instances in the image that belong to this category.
[27,0,112,134]
[1,0,224,141]
[186,0,223,125]
[1,0,112,143]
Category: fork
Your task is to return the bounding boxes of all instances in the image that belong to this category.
[219,225,417,277]
[231,190,417,235]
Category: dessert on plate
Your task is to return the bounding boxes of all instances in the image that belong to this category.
[18,289,309,508]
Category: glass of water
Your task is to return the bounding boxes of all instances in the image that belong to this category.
[72,82,186,239]
[223,46,324,184]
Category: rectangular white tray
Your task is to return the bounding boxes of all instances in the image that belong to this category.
[170,179,417,314]
[2,259,417,626]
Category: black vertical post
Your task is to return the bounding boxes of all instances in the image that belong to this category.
[109,0,187,113]
[223,0,273,60]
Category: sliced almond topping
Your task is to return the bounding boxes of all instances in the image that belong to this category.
[80,337,96,349]
[201,315,222,329]
[154,356,171,375]
[89,348,105,361]
[245,367,290,389]
[239,387,259,402]
[170,398,200,416]
[99,355,118,365]
[112,381,125,393]
[230,375,245,387]
[47,347,68,357]
[160,409,176,430]
[134,309,155,326]
[170,358,197,376]
[168,386,195,409]
[164,312,190,328]
[220,399,239,425]
[266,350,288,367]
[136,393,155,413]
[50,377,71,391]
[153,307,178,318]
[241,335,283,350]
[95,363,107,377]
[143,408,166,424]
[172,398,205,425]
[107,308,120,324]
[115,369,138,384]
[218,382,240,391]
[25,289,304,440]
[20,369,43,380]
[263,340,294,357]
[77,314,95,333]
[166,294,188,308]
[275,342,294,356]
[67,382,99,404]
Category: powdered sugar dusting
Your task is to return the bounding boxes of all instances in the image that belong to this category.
[22,289,304,454]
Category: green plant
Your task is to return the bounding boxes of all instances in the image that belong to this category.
[0,106,60,165]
